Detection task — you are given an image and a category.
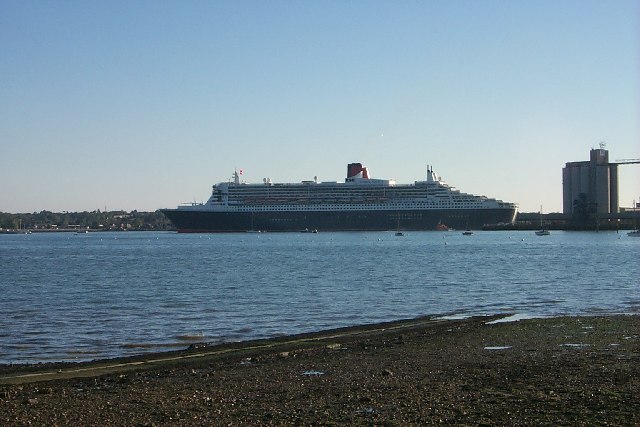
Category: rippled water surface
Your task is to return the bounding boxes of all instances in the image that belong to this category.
[1,230,638,363]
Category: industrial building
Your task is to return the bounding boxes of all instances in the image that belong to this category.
[563,147,617,217]
[563,146,639,219]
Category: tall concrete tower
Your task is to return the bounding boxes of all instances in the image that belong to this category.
[562,147,619,217]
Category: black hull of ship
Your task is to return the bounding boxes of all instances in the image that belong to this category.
[161,208,516,233]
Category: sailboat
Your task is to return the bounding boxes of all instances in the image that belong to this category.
[246,212,261,233]
[395,212,405,236]
[535,206,550,236]
[461,216,473,235]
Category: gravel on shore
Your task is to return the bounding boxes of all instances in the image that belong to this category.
[1,314,638,426]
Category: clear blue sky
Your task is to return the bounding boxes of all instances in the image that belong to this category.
[1,0,638,213]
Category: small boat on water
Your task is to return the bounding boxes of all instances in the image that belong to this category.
[627,230,640,237]
[462,230,473,236]
[535,206,550,236]
[435,222,449,231]
[395,231,405,237]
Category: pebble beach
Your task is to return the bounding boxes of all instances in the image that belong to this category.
[1,314,638,426]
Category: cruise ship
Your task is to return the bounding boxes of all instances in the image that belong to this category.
[160,163,518,232]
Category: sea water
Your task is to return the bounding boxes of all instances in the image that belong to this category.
[0,230,638,364]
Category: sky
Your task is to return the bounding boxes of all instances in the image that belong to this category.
[1,0,638,214]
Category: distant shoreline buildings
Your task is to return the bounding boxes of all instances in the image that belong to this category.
[2,148,638,232]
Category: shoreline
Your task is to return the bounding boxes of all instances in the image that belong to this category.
[1,314,638,425]
[0,314,502,381]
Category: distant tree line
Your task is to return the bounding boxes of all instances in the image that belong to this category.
[0,210,173,231]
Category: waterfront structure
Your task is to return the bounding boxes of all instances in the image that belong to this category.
[562,147,618,217]
[563,147,640,219]
[161,163,518,232]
